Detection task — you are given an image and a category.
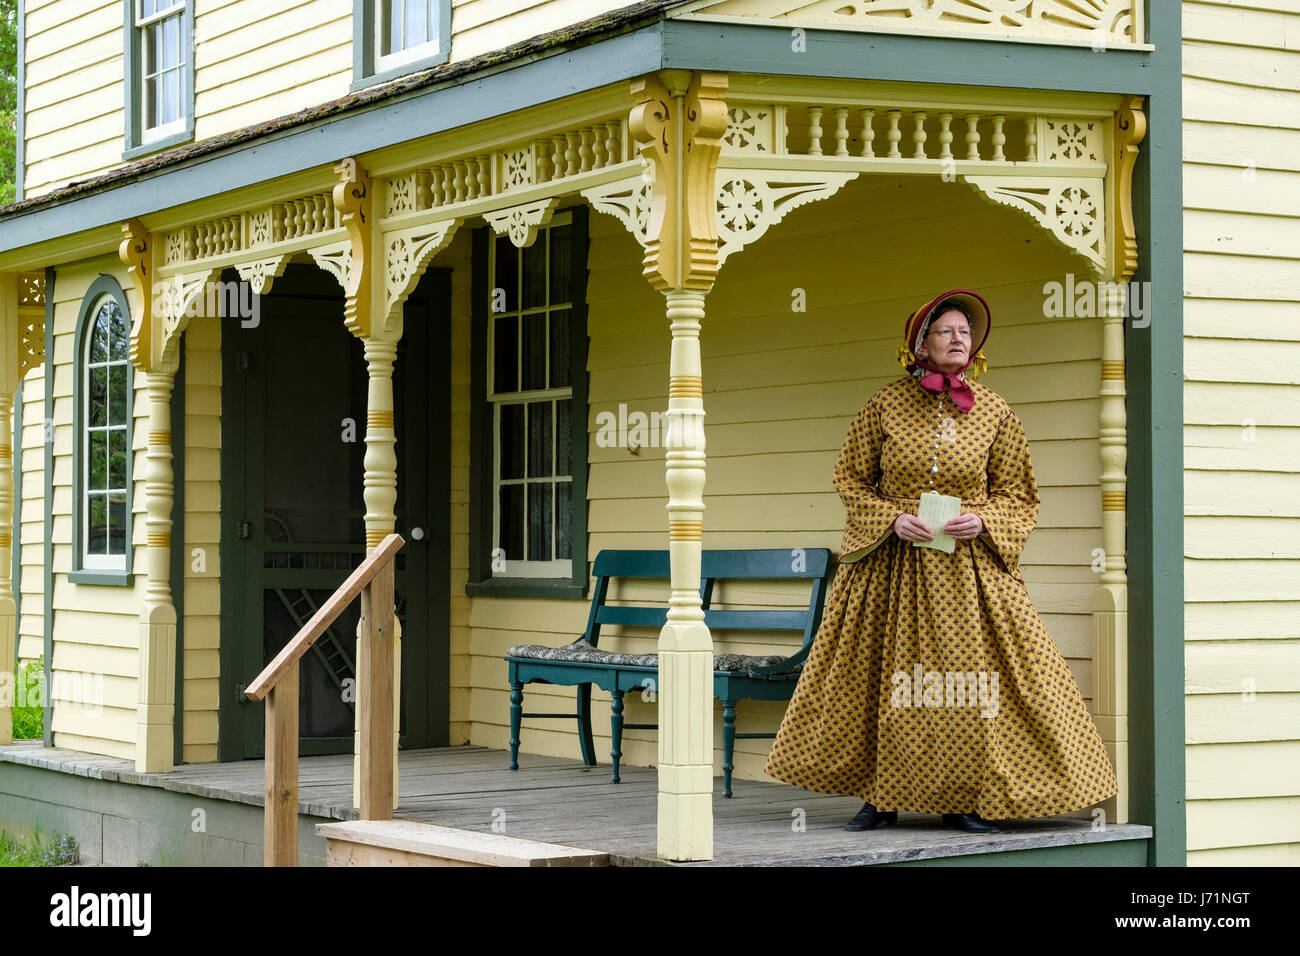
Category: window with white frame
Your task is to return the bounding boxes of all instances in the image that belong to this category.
[137,0,187,142]
[376,0,441,70]
[81,294,132,572]
[488,214,576,577]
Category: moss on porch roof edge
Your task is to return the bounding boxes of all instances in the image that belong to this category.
[0,0,691,223]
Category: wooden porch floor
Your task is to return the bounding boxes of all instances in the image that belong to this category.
[0,741,1151,866]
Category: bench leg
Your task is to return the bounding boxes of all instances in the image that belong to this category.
[610,689,625,784]
[577,683,596,766]
[722,698,738,798]
[508,681,524,771]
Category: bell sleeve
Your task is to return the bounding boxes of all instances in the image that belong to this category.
[835,399,908,563]
[970,410,1041,576]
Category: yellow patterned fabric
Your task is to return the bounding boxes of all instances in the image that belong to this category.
[763,375,1118,818]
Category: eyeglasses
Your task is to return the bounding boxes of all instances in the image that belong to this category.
[926,328,972,340]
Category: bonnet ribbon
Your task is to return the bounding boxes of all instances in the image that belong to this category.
[915,362,975,413]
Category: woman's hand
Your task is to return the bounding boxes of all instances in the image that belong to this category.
[944,513,984,541]
[893,514,934,543]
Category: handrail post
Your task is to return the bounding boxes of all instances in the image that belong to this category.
[264,660,299,866]
[358,556,395,820]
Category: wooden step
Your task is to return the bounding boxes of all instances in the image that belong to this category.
[316,820,610,867]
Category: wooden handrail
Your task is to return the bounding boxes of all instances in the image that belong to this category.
[245,532,404,701]
[247,531,404,867]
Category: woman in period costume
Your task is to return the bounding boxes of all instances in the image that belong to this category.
[762,289,1118,833]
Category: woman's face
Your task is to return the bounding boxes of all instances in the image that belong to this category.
[917,308,973,374]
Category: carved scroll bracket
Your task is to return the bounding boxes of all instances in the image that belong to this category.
[334,157,373,339]
[1113,95,1146,282]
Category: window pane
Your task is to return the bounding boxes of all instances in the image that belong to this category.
[89,367,108,427]
[109,428,128,489]
[493,316,518,393]
[498,484,524,564]
[108,492,128,556]
[555,399,572,476]
[142,0,158,18]
[88,495,108,556]
[499,404,524,480]
[163,16,179,69]
[548,224,571,305]
[108,364,128,425]
[162,70,180,125]
[108,303,129,360]
[522,240,546,310]
[527,401,552,479]
[555,482,571,561]
[406,0,427,46]
[527,483,552,561]
[522,314,546,391]
[549,309,571,389]
[89,432,108,491]
[384,0,401,56]
[91,308,110,362]
[493,238,517,315]
[145,24,159,74]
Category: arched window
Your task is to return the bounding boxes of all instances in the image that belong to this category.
[72,277,134,582]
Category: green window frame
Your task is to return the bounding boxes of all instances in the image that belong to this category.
[70,277,135,586]
[123,0,196,160]
[467,208,589,598]
[352,0,452,92]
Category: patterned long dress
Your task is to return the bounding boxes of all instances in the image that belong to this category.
[762,375,1118,819]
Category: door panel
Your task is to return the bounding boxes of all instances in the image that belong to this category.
[219,265,450,759]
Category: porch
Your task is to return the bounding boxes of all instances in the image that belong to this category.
[0,739,1151,866]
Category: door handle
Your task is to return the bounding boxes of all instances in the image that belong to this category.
[408,527,425,541]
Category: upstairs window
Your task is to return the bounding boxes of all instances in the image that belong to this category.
[124,0,195,158]
[353,0,451,91]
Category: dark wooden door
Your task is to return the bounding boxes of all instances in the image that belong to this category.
[219,265,450,759]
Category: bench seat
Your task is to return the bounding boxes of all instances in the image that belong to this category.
[504,548,833,797]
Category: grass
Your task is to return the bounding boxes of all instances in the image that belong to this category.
[11,659,43,740]
[0,828,79,867]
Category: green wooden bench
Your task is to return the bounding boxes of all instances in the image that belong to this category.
[504,548,833,797]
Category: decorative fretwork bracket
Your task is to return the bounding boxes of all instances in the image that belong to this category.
[235,255,292,296]
[309,242,352,290]
[482,198,560,249]
[964,176,1107,274]
[382,220,461,333]
[16,273,45,381]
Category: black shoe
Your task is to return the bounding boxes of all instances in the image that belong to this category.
[942,812,1000,833]
[845,802,899,831]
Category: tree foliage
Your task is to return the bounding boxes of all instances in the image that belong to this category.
[1,0,17,205]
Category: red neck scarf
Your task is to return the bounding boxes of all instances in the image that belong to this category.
[914,360,975,413]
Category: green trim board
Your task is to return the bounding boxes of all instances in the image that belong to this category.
[1122,1,1186,867]
[351,0,453,93]
[11,379,21,669]
[68,275,135,587]
[14,0,24,204]
[121,0,197,161]
[466,206,590,599]
[41,266,52,747]
[171,344,185,766]
[3,19,1159,254]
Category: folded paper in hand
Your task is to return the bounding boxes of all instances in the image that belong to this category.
[912,491,962,554]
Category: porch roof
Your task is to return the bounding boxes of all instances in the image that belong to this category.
[0,3,1160,263]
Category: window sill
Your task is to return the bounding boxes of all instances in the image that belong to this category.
[351,49,451,93]
[465,577,585,599]
[69,570,134,587]
[123,125,195,162]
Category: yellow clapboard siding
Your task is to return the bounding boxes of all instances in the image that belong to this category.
[1182,0,1300,50]
[1186,741,1300,799]
[1185,798,1300,852]
[1185,384,1300,428]
[1184,165,1300,217]
[51,732,135,760]
[1188,843,1300,866]
[1183,120,1300,173]
[1182,37,1300,91]
[1185,693,1300,744]
[1184,209,1300,258]
[1185,559,1300,602]
[1187,601,1300,641]
[1186,517,1300,558]
[450,0,626,60]
[1186,641,1300,693]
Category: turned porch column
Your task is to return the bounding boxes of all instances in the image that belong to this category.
[630,69,729,861]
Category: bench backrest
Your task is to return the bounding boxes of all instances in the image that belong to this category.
[583,549,833,656]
